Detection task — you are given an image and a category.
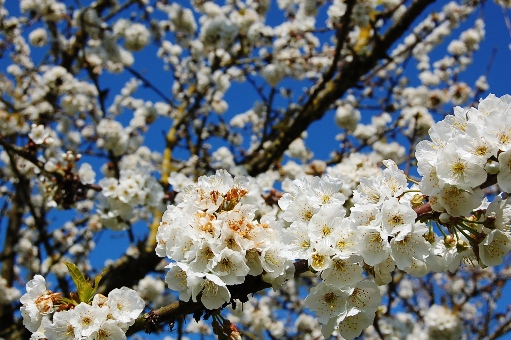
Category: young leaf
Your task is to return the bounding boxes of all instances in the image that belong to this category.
[64,261,94,303]
[64,262,87,292]
[93,269,105,290]
[81,269,105,303]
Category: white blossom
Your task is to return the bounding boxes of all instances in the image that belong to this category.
[107,287,145,326]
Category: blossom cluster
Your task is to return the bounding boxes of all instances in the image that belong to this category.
[278,162,433,337]
[156,170,294,310]
[20,275,144,339]
[0,277,21,305]
[416,94,511,267]
[364,303,463,339]
[97,168,164,231]
[157,148,511,338]
[158,165,416,338]
[417,94,511,216]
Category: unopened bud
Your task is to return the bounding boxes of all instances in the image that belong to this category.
[485,161,500,174]
[439,212,451,224]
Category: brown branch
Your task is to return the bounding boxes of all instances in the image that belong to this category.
[487,310,511,340]
[96,247,162,295]
[125,66,172,104]
[0,191,22,332]
[0,136,45,170]
[126,260,309,336]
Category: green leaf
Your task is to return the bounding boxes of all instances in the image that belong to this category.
[93,268,105,290]
[80,284,95,304]
[64,261,87,291]
[81,269,106,303]
[64,261,96,303]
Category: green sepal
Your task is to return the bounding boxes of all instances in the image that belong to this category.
[60,297,78,306]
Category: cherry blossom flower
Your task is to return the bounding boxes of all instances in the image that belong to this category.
[321,255,363,287]
[70,303,107,338]
[44,310,76,340]
[304,282,349,325]
[189,273,231,310]
[107,287,145,327]
[20,275,53,332]
[478,230,511,267]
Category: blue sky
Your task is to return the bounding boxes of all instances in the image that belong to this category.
[3,0,511,339]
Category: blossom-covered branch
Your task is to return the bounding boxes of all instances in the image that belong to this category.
[3,0,511,339]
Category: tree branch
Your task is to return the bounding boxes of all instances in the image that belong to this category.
[126,260,309,336]
[242,0,436,176]
[96,247,162,295]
